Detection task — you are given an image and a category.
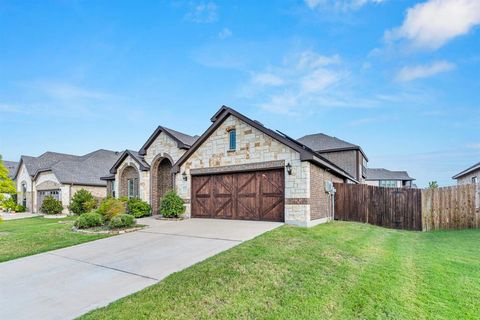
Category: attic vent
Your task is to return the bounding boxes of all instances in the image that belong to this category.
[253,120,264,127]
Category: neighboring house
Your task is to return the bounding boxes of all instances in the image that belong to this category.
[365,168,415,188]
[453,162,479,185]
[297,133,368,183]
[1,160,18,199]
[13,150,120,213]
[104,126,198,214]
[173,106,356,227]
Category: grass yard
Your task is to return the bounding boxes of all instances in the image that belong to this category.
[80,221,480,320]
[0,217,110,262]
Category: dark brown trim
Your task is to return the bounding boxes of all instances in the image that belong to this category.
[189,160,285,176]
[110,150,150,174]
[138,126,191,156]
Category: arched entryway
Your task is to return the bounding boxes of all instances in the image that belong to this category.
[120,165,140,199]
[151,157,173,214]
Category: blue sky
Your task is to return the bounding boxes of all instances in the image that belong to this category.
[0,0,479,187]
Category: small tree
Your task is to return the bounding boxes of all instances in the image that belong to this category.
[159,190,185,218]
[428,181,439,189]
[0,155,16,195]
[40,196,64,215]
[69,189,97,215]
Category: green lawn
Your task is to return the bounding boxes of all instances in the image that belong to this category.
[0,216,110,262]
[80,221,480,320]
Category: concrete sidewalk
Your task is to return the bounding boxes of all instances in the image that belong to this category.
[0,212,41,220]
[0,218,282,320]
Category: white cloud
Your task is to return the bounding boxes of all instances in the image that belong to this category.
[251,73,285,86]
[184,2,218,24]
[386,0,480,50]
[305,0,386,11]
[396,61,456,82]
[218,27,232,39]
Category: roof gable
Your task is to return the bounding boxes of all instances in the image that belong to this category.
[110,150,150,174]
[173,105,356,182]
[138,126,198,156]
[452,161,480,179]
[298,133,369,161]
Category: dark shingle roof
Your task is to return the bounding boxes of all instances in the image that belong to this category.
[162,127,199,147]
[366,168,414,181]
[18,149,121,186]
[138,125,198,156]
[3,161,19,179]
[452,161,480,179]
[109,150,150,174]
[298,133,368,161]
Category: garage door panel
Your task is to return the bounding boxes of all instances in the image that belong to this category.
[191,169,284,222]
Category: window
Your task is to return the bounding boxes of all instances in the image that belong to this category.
[229,129,236,150]
[473,176,478,185]
[111,181,116,198]
[127,178,139,199]
[379,180,397,188]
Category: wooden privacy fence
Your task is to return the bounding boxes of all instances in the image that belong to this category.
[334,183,422,231]
[422,184,479,231]
[334,183,479,231]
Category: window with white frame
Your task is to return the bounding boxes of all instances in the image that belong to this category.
[379,180,397,188]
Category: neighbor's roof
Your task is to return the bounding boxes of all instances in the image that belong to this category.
[365,168,415,181]
[15,149,121,186]
[452,161,480,179]
[298,133,369,161]
[138,125,198,156]
[174,105,357,183]
[3,160,19,179]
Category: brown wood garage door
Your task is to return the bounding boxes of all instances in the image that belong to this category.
[191,169,285,222]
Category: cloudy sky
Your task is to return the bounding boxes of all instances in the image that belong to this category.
[0,0,479,187]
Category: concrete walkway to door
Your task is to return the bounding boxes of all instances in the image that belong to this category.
[0,218,282,320]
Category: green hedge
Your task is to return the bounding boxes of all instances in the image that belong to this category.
[109,214,136,229]
[40,196,64,215]
[74,212,104,229]
[159,190,185,218]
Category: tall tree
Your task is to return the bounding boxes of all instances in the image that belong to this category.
[0,155,16,195]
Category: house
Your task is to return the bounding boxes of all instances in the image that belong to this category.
[172,106,356,227]
[365,168,415,188]
[298,133,368,183]
[13,150,120,213]
[453,161,479,185]
[104,126,198,214]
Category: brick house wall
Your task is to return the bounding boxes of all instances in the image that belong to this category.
[119,165,139,198]
[310,164,344,221]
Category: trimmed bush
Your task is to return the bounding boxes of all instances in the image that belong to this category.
[40,196,64,215]
[109,214,135,229]
[74,212,104,229]
[159,190,185,218]
[96,197,126,221]
[69,189,98,215]
[15,204,26,213]
[2,198,17,212]
[127,198,151,218]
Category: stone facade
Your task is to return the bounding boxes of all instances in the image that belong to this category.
[176,114,317,226]
[16,163,33,211]
[310,164,343,221]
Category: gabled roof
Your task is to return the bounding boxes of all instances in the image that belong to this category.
[173,105,357,182]
[3,161,19,179]
[110,150,150,174]
[365,168,415,181]
[138,126,198,156]
[298,133,369,161]
[15,150,121,186]
[452,161,480,179]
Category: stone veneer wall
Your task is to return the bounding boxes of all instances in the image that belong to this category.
[176,114,311,225]
[32,171,70,214]
[16,163,33,211]
[71,185,107,200]
[310,164,343,221]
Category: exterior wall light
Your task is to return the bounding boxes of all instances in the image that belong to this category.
[182,172,188,181]
[286,163,292,175]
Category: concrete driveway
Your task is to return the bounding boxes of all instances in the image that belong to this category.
[0,218,282,320]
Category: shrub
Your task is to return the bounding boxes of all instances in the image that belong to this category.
[97,197,126,221]
[40,196,64,215]
[159,190,185,218]
[74,212,104,229]
[69,189,98,215]
[2,198,17,212]
[127,198,151,218]
[15,204,26,212]
[109,214,135,229]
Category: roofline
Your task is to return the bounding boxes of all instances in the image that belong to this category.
[32,168,54,181]
[100,175,116,181]
[318,146,369,162]
[138,126,191,156]
[365,178,416,181]
[452,162,480,179]
[110,150,150,174]
[173,105,356,182]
